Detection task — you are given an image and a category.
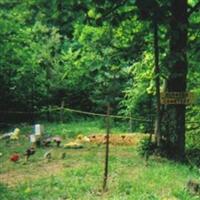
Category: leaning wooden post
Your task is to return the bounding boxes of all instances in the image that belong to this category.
[60,100,65,123]
[129,111,133,132]
[47,105,51,122]
[103,104,111,191]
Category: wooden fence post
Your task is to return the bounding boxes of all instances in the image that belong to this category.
[129,112,133,132]
[103,104,111,191]
[60,100,65,123]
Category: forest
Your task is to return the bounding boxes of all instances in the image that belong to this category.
[0,0,200,200]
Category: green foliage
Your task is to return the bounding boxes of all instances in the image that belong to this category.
[186,106,200,150]
[0,0,199,160]
[137,136,156,157]
[0,1,62,111]
[186,148,200,167]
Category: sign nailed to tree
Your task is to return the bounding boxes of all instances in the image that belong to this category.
[160,92,196,105]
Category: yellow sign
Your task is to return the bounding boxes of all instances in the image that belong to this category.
[160,92,196,105]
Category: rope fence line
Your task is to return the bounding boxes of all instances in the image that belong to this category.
[0,108,61,114]
[0,107,151,122]
[62,108,152,122]
[0,106,199,124]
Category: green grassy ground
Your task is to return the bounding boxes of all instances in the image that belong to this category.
[0,120,199,200]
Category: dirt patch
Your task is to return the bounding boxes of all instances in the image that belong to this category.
[0,161,65,187]
[88,133,150,145]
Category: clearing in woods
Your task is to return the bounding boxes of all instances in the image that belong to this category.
[0,122,199,200]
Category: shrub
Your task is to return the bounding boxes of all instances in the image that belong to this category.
[137,136,156,158]
[186,148,200,167]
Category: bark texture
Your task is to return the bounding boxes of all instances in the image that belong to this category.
[165,0,188,161]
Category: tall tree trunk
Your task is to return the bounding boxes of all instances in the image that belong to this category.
[153,13,161,147]
[165,0,188,161]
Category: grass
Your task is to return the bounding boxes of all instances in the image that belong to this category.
[0,120,199,200]
[8,119,128,137]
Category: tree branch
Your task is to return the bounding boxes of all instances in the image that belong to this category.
[188,1,200,17]
[99,0,127,21]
